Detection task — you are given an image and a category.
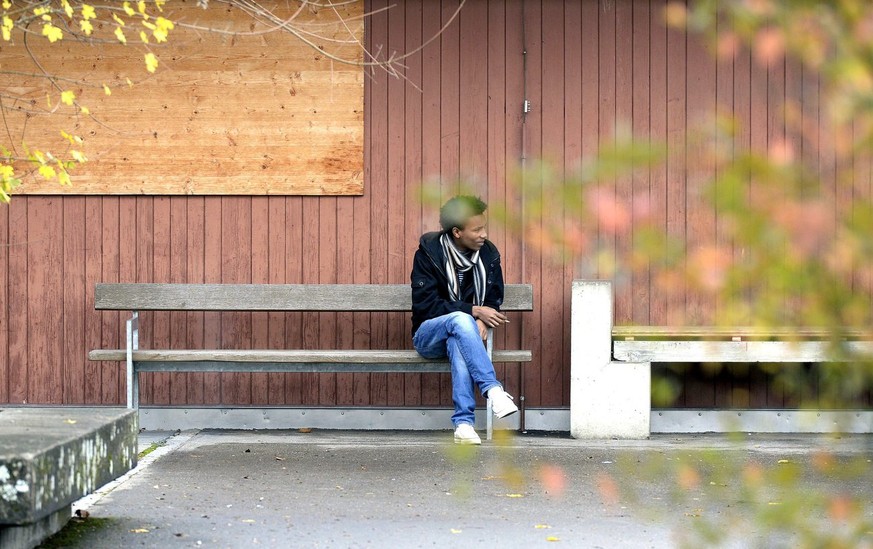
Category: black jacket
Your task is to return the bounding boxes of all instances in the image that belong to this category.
[410,231,505,336]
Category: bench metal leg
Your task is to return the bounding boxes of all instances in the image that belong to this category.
[126,312,139,410]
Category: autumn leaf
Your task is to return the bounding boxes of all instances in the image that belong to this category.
[38,165,56,180]
[145,52,159,73]
[42,23,63,43]
[115,27,127,44]
[81,4,96,20]
[61,91,75,106]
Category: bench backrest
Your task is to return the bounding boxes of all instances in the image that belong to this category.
[95,283,534,313]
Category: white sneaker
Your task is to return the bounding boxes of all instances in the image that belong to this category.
[453,423,481,445]
[488,387,519,418]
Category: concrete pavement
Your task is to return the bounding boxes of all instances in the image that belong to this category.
[48,429,873,548]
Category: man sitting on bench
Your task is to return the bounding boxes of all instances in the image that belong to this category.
[410,195,518,445]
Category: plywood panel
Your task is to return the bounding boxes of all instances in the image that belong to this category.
[7,201,28,403]
[27,198,64,403]
[631,0,652,325]
[11,2,363,196]
[62,198,86,403]
[540,0,565,407]
[0,196,8,402]
[522,0,544,408]
[418,0,443,407]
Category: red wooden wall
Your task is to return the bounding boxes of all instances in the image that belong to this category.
[0,0,845,409]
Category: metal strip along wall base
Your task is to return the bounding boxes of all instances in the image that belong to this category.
[137,407,873,434]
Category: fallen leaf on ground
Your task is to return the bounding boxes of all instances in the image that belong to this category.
[450,528,462,534]
[546,536,560,542]
[535,524,552,529]
[505,494,524,498]
[130,528,150,533]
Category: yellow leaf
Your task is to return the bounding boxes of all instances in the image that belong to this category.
[115,27,127,44]
[112,13,126,27]
[61,90,75,106]
[546,536,560,542]
[79,106,90,115]
[153,16,174,42]
[123,2,135,16]
[535,524,552,529]
[2,1,11,10]
[126,78,133,87]
[0,165,14,179]
[38,165,56,180]
[140,30,149,43]
[64,418,77,424]
[62,0,73,19]
[130,528,149,534]
[138,1,147,15]
[241,519,256,523]
[144,52,158,73]
[80,19,93,36]
[42,23,63,43]
[506,494,524,498]
[450,529,462,534]
[103,84,112,96]
[81,4,96,20]
[70,150,87,163]
[777,459,790,464]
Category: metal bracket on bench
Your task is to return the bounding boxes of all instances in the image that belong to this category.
[126,311,139,410]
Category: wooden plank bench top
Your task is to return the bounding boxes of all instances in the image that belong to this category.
[612,325,873,363]
[94,283,534,312]
[613,325,872,341]
[87,349,533,370]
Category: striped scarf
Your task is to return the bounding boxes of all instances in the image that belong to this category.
[440,232,486,306]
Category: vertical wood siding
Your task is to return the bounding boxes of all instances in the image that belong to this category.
[0,0,862,409]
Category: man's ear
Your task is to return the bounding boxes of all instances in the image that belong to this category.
[452,227,461,239]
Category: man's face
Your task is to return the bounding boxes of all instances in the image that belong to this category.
[452,213,487,252]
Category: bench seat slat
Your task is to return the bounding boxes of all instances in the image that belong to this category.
[614,340,873,363]
[89,349,532,364]
[613,325,872,340]
[95,283,534,312]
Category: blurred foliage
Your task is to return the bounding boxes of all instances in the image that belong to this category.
[609,440,873,549]
[488,1,873,546]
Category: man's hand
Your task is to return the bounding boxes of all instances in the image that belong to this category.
[476,319,488,341]
[472,305,509,328]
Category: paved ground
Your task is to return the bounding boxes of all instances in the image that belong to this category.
[44,430,873,548]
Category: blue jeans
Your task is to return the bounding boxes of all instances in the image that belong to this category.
[412,311,501,427]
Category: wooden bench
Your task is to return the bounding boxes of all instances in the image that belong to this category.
[570,280,873,439]
[88,283,534,440]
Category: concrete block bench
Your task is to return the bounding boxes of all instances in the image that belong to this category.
[0,407,138,549]
[569,280,873,439]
